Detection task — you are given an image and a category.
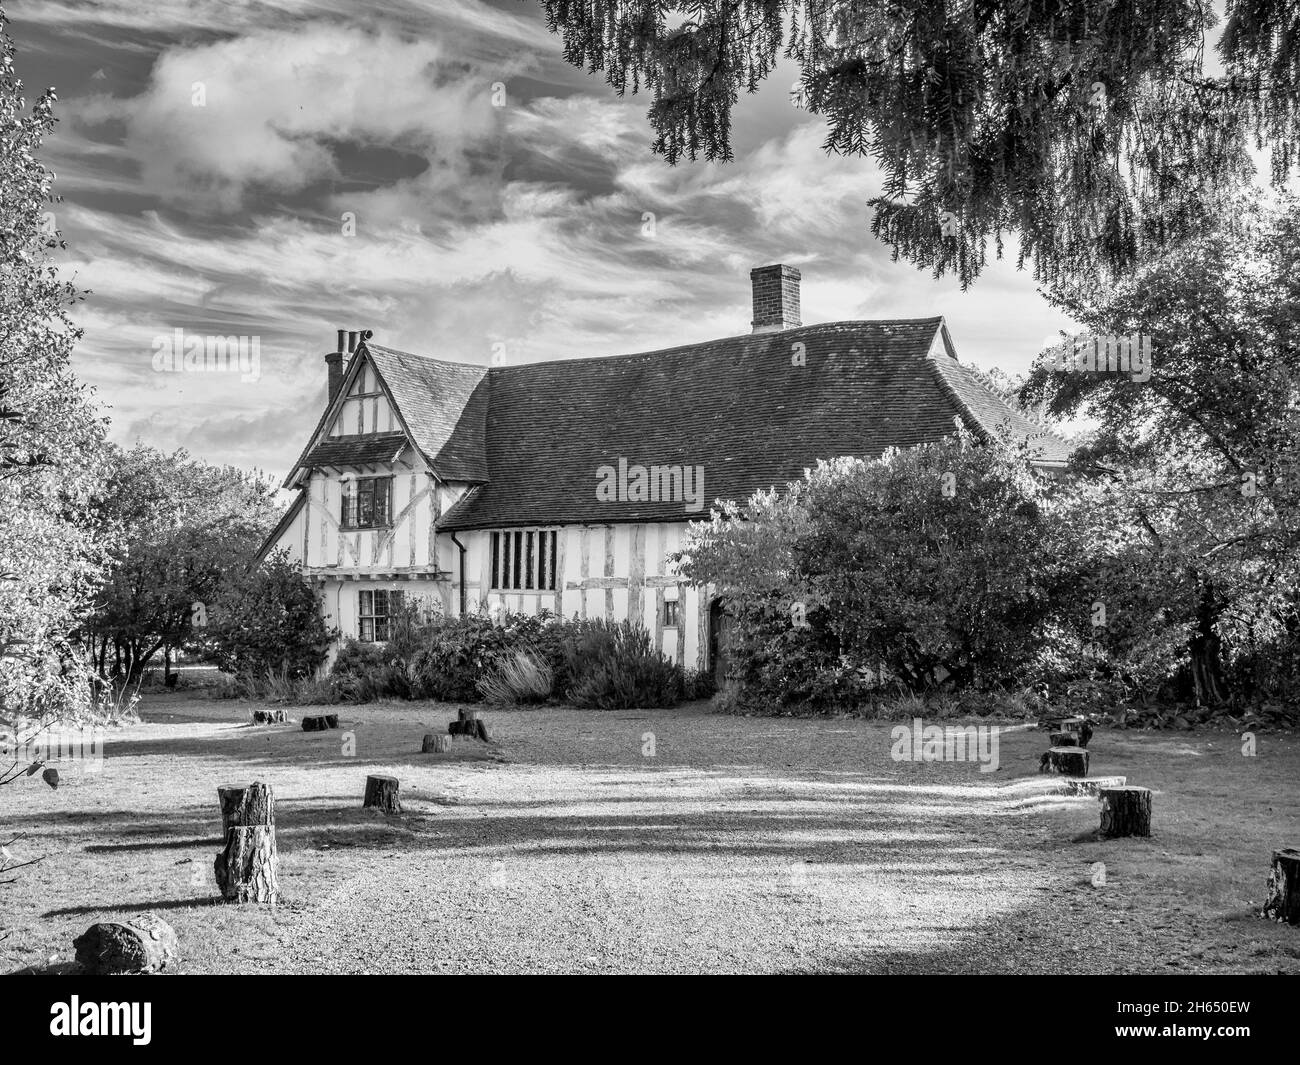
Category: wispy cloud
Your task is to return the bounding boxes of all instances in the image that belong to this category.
[17,0,1079,476]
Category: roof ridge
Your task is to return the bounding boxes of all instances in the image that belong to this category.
[366,319,946,374]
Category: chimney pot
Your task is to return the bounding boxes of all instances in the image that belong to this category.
[347,330,359,353]
[750,264,801,333]
[336,328,346,354]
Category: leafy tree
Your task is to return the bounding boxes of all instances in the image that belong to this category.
[1024,195,1300,706]
[86,445,281,681]
[539,0,1296,288]
[200,552,333,680]
[0,8,107,720]
[676,434,1079,706]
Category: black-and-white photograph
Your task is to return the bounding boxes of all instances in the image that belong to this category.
[1,0,1297,1019]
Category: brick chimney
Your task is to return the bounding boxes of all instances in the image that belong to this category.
[751,264,801,333]
[325,329,345,405]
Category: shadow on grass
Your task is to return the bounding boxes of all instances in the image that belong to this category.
[43,896,226,917]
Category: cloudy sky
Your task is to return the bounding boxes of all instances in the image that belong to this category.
[13,0,1084,479]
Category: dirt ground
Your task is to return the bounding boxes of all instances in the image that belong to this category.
[3,692,1298,974]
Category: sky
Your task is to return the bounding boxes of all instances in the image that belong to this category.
[11,0,1089,480]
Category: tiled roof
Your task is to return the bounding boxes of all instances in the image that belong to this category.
[364,345,489,482]
[304,431,409,469]
[401,318,1072,531]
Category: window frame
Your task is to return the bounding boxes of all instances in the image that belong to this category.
[490,528,558,592]
[663,599,680,628]
[341,475,393,530]
[358,588,404,643]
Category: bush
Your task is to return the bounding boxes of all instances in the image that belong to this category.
[201,552,333,679]
[477,649,553,704]
[560,619,684,709]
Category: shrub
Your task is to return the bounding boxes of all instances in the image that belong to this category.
[560,619,684,709]
[201,552,333,679]
[331,639,387,678]
[477,649,554,704]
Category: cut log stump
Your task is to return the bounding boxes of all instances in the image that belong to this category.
[252,709,287,725]
[217,782,252,837]
[1262,847,1300,925]
[1099,785,1152,838]
[73,913,179,974]
[214,781,279,904]
[421,733,451,754]
[448,707,490,741]
[301,714,339,732]
[1049,731,1079,748]
[363,774,401,815]
[1040,747,1090,777]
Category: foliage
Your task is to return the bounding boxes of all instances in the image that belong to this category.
[477,650,554,705]
[86,444,281,681]
[539,0,1298,288]
[1024,194,1300,709]
[0,9,107,721]
[320,611,686,709]
[676,435,1079,711]
[199,552,333,680]
[559,618,685,709]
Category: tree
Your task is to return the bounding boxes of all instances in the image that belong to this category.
[675,433,1079,707]
[539,0,1297,288]
[1023,195,1300,707]
[199,552,333,680]
[86,445,281,681]
[0,7,107,721]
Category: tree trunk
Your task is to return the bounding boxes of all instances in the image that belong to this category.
[1262,847,1300,924]
[301,714,338,731]
[1188,580,1227,705]
[215,827,280,904]
[421,733,451,753]
[363,774,401,814]
[1049,731,1079,747]
[1040,747,1089,776]
[1099,785,1152,838]
[214,781,279,903]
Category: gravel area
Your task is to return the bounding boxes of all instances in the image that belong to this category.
[4,695,1298,974]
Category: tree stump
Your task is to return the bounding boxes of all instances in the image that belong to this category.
[1049,731,1079,747]
[421,733,451,753]
[363,774,401,814]
[214,781,279,903]
[302,714,338,732]
[252,709,287,725]
[217,783,251,837]
[1040,747,1090,776]
[448,708,490,741]
[1099,785,1152,838]
[73,914,179,974]
[1262,847,1300,924]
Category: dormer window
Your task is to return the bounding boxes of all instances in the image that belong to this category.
[341,476,392,529]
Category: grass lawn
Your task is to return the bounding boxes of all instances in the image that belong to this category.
[3,692,1298,974]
